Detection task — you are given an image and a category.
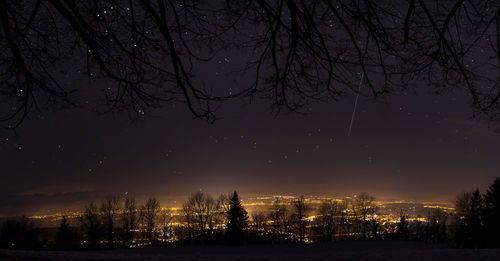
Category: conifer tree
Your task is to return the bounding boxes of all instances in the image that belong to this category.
[55,216,73,250]
[397,212,409,240]
[226,191,249,244]
[484,178,500,247]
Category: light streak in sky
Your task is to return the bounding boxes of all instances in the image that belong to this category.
[348,72,364,137]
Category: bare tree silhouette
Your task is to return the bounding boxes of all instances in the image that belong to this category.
[182,200,195,244]
[268,198,291,243]
[317,199,340,242]
[291,195,308,243]
[79,201,101,249]
[1,1,499,128]
[0,217,42,250]
[155,207,172,244]
[100,195,120,248]
[140,196,160,245]
[251,212,267,239]
[425,209,448,244]
[352,192,376,240]
[183,191,221,243]
[121,195,139,247]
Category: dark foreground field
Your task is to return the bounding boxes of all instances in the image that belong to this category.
[1,240,499,261]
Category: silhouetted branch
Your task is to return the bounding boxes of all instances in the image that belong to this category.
[1,0,499,128]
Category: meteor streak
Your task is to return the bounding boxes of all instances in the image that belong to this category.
[348,73,364,137]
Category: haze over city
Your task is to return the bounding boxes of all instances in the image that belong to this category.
[1,87,499,216]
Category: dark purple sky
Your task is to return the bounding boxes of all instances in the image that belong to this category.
[1,84,499,215]
[0,1,499,216]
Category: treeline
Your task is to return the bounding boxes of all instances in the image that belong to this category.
[452,178,500,248]
[0,191,381,249]
[0,191,251,250]
[0,178,499,250]
[0,191,407,248]
[392,177,500,248]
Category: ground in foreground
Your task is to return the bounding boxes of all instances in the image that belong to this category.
[0,240,499,261]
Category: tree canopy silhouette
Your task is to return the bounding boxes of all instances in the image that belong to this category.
[483,178,500,247]
[1,0,499,128]
[225,191,249,244]
[55,216,75,250]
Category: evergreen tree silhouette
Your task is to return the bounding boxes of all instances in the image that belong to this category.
[397,212,409,240]
[455,189,484,247]
[484,178,500,247]
[226,191,249,244]
[55,216,74,250]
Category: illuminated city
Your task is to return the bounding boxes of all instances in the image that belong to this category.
[20,194,456,247]
[28,196,454,227]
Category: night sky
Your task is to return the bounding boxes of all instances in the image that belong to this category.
[1,1,499,216]
[1,84,499,215]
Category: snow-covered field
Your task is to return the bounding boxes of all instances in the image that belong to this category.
[1,240,499,261]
